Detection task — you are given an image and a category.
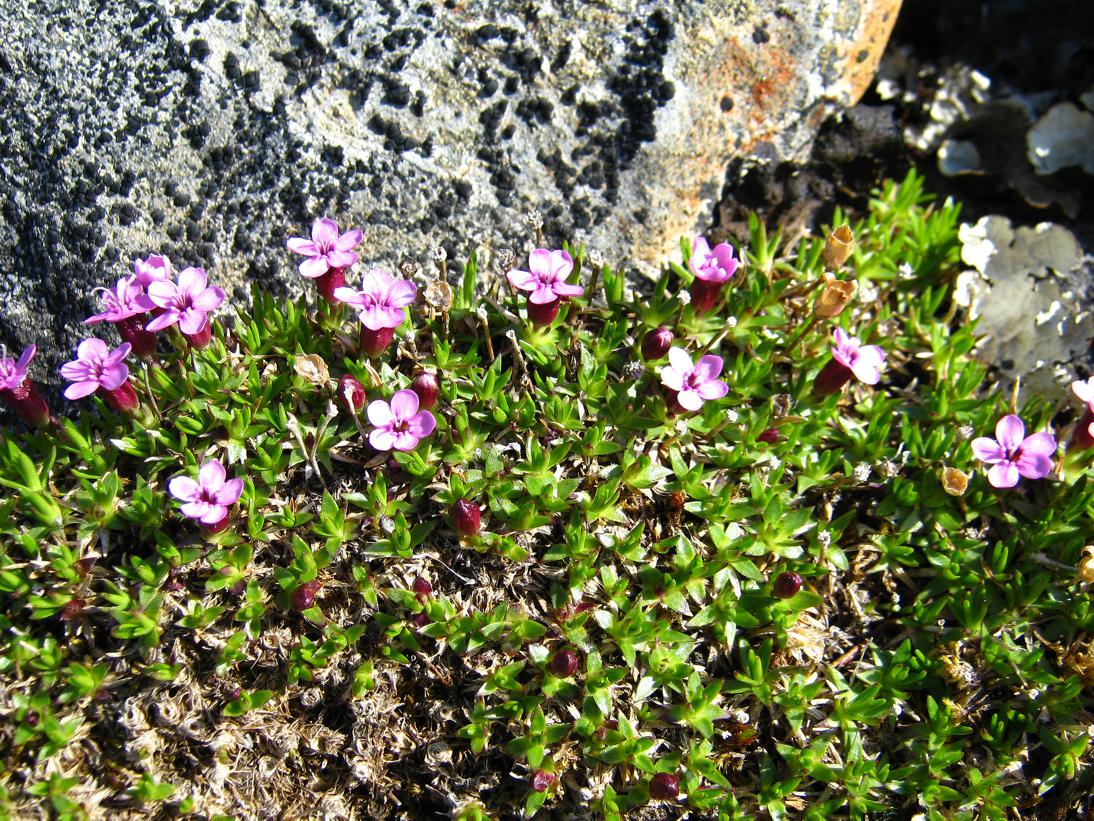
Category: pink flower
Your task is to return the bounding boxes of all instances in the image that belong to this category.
[0,345,35,392]
[831,328,886,385]
[168,460,244,525]
[146,267,225,335]
[334,269,417,330]
[60,339,132,399]
[85,276,155,324]
[972,414,1057,489]
[659,347,729,411]
[287,218,363,279]
[507,249,585,304]
[132,254,173,288]
[1073,377,1094,409]
[367,389,436,451]
[689,236,739,284]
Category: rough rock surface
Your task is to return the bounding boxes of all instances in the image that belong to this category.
[0,0,899,382]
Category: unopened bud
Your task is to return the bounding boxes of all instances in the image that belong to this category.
[338,374,366,411]
[291,580,321,611]
[546,648,579,678]
[411,372,440,409]
[641,326,674,360]
[772,571,803,599]
[451,499,481,537]
[649,772,680,801]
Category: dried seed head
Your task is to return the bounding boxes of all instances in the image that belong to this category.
[496,247,516,274]
[677,289,692,306]
[424,278,453,311]
[299,687,324,710]
[957,425,975,441]
[431,244,447,263]
[424,740,453,767]
[1079,549,1094,584]
[151,697,183,727]
[119,697,148,734]
[941,467,969,496]
[771,393,793,418]
[294,353,330,386]
[822,224,854,270]
[641,326,674,360]
[649,772,680,801]
[546,648,579,678]
[773,571,804,599]
[524,209,543,231]
[587,248,605,268]
[815,273,856,318]
[400,260,419,279]
[451,499,481,537]
[622,360,646,380]
[268,728,297,759]
[853,463,872,482]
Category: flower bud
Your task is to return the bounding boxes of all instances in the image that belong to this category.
[411,372,440,409]
[757,427,781,444]
[940,467,969,497]
[451,499,481,537]
[527,297,560,328]
[649,772,680,801]
[531,770,555,793]
[339,374,366,412]
[60,598,86,621]
[814,273,856,318]
[546,648,579,678]
[359,326,396,356]
[412,577,433,596]
[822,224,854,270]
[773,571,803,599]
[291,580,321,611]
[411,612,431,628]
[641,326,674,360]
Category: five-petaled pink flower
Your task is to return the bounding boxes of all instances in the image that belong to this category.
[85,277,155,324]
[287,218,363,279]
[334,269,418,330]
[0,345,50,427]
[972,414,1057,489]
[0,345,36,393]
[146,267,225,335]
[168,460,245,525]
[659,347,729,411]
[831,328,886,385]
[132,254,173,288]
[367,389,437,451]
[60,339,132,399]
[507,249,585,305]
[689,236,740,284]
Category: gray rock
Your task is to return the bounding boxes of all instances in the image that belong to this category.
[0,0,899,388]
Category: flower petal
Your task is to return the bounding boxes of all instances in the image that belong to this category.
[697,379,728,401]
[180,500,215,521]
[64,379,100,400]
[1072,378,1094,405]
[659,364,684,392]
[287,238,318,256]
[105,343,132,367]
[326,250,358,269]
[199,460,226,491]
[76,338,109,362]
[386,279,418,308]
[299,256,329,279]
[1020,431,1057,458]
[146,281,178,309]
[667,347,693,375]
[168,476,200,502]
[551,281,585,298]
[200,505,228,525]
[311,218,339,247]
[692,355,724,384]
[335,228,363,251]
[366,399,393,427]
[392,430,421,451]
[528,249,554,278]
[987,462,1019,489]
[389,389,420,420]
[146,310,179,331]
[98,363,128,390]
[971,437,1006,464]
[677,389,704,411]
[507,268,539,292]
[178,308,208,336]
[549,250,574,279]
[332,287,366,308]
[528,286,558,305]
[1015,451,1053,480]
[369,427,396,451]
[177,267,208,296]
[192,286,225,313]
[995,415,1026,452]
[407,410,436,439]
[15,345,36,372]
[59,361,91,382]
[213,478,244,506]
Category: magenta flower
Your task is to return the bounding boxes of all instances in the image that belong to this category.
[85,277,155,324]
[831,328,886,385]
[132,254,173,287]
[659,347,729,411]
[507,249,585,305]
[146,267,225,336]
[972,415,1057,489]
[367,389,436,451]
[689,236,739,284]
[334,269,417,330]
[60,339,132,399]
[168,460,244,526]
[0,345,50,427]
[287,218,363,279]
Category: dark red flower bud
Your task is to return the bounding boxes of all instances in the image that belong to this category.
[291,580,321,611]
[411,612,431,628]
[359,326,396,356]
[338,374,366,412]
[547,648,579,678]
[24,711,39,728]
[649,772,680,801]
[641,326,674,360]
[1071,407,1094,450]
[0,379,51,428]
[527,297,560,328]
[98,380,139,414]
[757,427,781,444]
[315,267,347,304]
[411,372,440,409]
[60,598,85,621]
[115,316,157,358]
[184,323,214,349]
[773,571,804,599]
[812,359,853,398]
[531,770,556,793]
[412,577,432,596]
[690,278,723,314]
[451,499,481,537]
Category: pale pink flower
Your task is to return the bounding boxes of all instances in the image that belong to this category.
[367,389,436,451]
[689,236,739,284]
[85,276,155,324]
[132,254,173,287]
[659,347,729,411]
[1072,377,1094,409]
[972,414,1057,489]
[0,345,35,391]
[831,328,886,385]
[334,269,417,330]
[168,460,244,525]
[60,339,131,399]
[146,267,225,335]
[287,218,363,278]
[507,249,585,304]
